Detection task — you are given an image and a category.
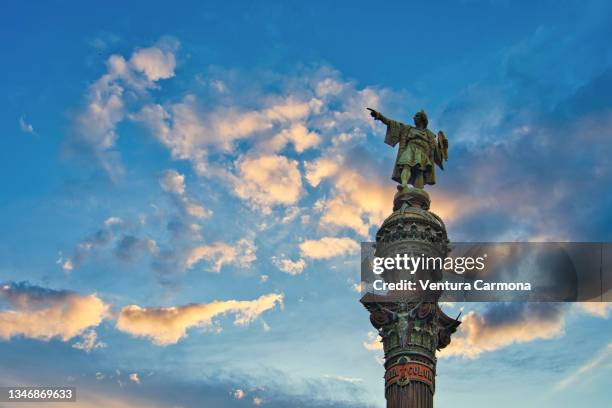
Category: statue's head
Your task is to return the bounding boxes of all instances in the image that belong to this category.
[413,110,428,129]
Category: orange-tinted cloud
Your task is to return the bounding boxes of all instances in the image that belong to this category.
[233,154,303,214]
[305,158,394,237]
[299,237,360,260]
[0,283,110,342]
[440,304,566,359]
[116,293,284,345]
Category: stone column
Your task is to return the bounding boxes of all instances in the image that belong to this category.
[361,188,460,408]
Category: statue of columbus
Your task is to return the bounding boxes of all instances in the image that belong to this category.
[367,108,448,190]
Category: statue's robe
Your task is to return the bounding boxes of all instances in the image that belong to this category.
[384,120,443,185]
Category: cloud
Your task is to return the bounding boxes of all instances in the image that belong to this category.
[0,282,110,342]
[61,258,74,271]
[63,168,211,276]
[67,39,178,179]
[183,237,256,272]
[160,169,212,220]
[576,302,612,318]
[322,375,363,384]
[72,329,107,352]
[440,303,566,359]
[305,155,394,237]
[63,217,118,270]
[19,116,35,134]
[130,47,176,82]
[133,94,322,175]
[183,201,211,219]
[116,293,283,345]
[304,156,340,187]
[350,281,365,293]
[129,372,141,384]
[63,216,158,270]
[362,331,382,351]
[114,235,159,261]
[132,98,275,175]
[131,65,397,220]
[232,154,303,214]
[159,169,186,195]
[68,56,127,179]
[554,342,612,391]
[271,257,306,275]
[299,237,360,260]
[428,189,489,227]
[264,123,321,153]
[430,48,612,241]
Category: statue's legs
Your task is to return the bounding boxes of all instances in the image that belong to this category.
[400,166,411,189]
[414,171,425,189]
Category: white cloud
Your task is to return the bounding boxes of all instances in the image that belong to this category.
[264,122,321,153]
[62,258,74,271]
[69,40,178,179]
[183,201,210,219]
[322,374,364,384]
[134,95,321,174]
[159,169,186,195]
[304,156,340,187]
[129,373,141,385]
[350,281,365,293]
[363,331,383,351]
[271,256,306,275]
[19,116,35,134]
[132,97,276,175]
[105,216,125,227]
[299,237,359,260]
[232,154,303,214]
[279,206,302,224]
[554,342,612,391]
[72,329,107,352]
[159,169,212,219]
[131,65,396,217]
[183,238,256,272]
[116,293,283,345]
[72,55,126,178]
[130,47,176,82]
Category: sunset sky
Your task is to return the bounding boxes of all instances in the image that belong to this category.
[1,1,612,407]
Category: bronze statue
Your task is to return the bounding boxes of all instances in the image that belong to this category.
[367,108,448,189]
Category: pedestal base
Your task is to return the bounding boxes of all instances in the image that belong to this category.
[394,187,430,211]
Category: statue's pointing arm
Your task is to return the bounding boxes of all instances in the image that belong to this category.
[367,108,403,147]
[367,108,391,125]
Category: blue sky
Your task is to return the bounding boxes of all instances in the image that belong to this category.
[1,1,612,407]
